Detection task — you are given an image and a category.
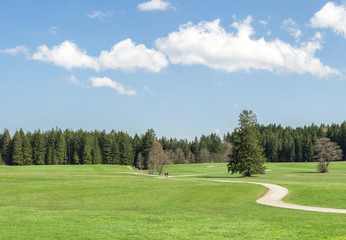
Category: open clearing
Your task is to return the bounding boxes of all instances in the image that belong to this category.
[1,162,346,239]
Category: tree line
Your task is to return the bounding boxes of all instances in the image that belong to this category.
[257,123,346,162]
[0,128,230,167]
[1,122,346,167]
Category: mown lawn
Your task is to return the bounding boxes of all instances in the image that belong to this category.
[0,163,345,239]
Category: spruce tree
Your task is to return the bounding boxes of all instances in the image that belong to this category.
[2,129,11,164]
[73,150,80,164]
[33,130,45,165]
[82,134,93,164]
[228,110,266,177]
[141,129,155,169]
[55,130,67,164]
[11,130,23,165]
[20,129,32,165]
[91,137,102,164]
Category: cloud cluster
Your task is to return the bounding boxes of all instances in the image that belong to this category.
[137,0,174,11]
[310,2,346,38]
[32,39,168,72]
[155,17,340,77]
[90,77,136,96]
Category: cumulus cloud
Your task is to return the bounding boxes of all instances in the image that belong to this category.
[155,17,340,78]
[99,39,168,72]
[137,0,174,11]
[0,45,28,56]
[87,10,112,20]
[90,76,136,96]
[32,39,168,72]
[310,2,346,38]
[282,18,302,40]
[32,41,99,70]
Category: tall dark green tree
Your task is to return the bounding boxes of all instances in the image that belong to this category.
[32,130,45,165]
[141,129,156,169]
[20,129,32,165]
[55,130,67,164]
[11,130,23,165]
[91,136,102,164]
[1,129,11,164]
[228,110,266,177]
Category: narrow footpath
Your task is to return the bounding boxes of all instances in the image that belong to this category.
[120,172,346,214]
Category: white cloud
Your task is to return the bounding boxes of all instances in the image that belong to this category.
[48,26,58,35]
[0,45,28,56]
[155,17,340,78]
[310,2,346,38]
[32,39,168,72]
[32,41,99,70]
[137,0,174,11]
[87,10,112,20]
[90,77,136,96]
[214,129,221,134]
[99,39,168,72]
[282,18,302,40]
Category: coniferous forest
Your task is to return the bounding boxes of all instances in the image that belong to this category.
[1,122,346,167]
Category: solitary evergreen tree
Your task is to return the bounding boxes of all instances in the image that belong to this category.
[228,110,266,177]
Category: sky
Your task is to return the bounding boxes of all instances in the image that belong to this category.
[1,0,346,140]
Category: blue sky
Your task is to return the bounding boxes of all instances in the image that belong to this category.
[1,0,346,140]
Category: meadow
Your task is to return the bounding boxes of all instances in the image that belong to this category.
[0,162,346,239]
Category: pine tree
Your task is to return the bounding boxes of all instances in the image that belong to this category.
[82,133,93,164]
[91,136,102,164]
[20,129,32,165]
[118,132,133,165]
[53,130,67,164]
[141,129,155,169]
[73,150,80,164]
[228,110,266,177]
[101,134,112,164]
[11,130,23,165]
[2,129,11,164]
[33,130,46,165]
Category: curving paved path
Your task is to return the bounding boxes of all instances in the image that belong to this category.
[119,172,346,214]
[211,180,346,214]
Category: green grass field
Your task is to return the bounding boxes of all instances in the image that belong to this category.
[0,162,346,239]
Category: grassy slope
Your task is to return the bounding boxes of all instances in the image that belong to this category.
[0,163,345,239]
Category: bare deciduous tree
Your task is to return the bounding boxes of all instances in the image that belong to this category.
[148,140,167,175]
[313,138,342,173]
[136,152,144,170]
[197,148,210,163]
[175,147,185,164]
